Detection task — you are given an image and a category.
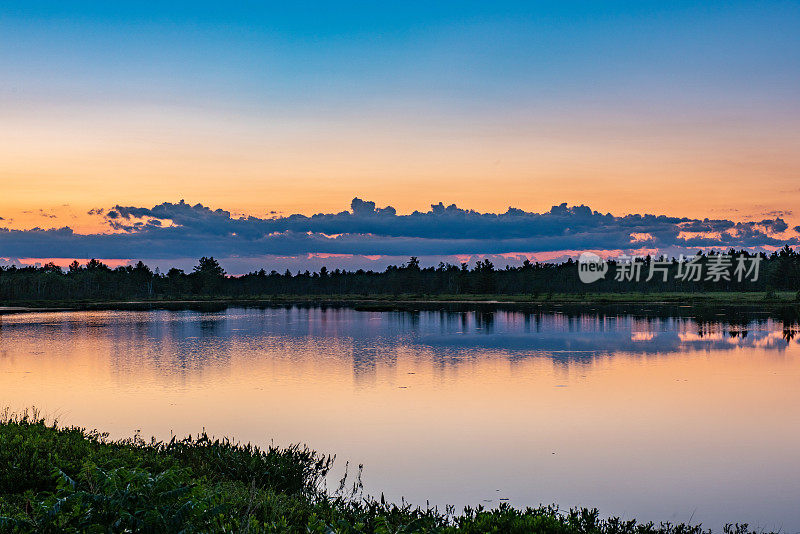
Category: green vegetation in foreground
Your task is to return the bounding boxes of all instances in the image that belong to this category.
[0,411,767,534]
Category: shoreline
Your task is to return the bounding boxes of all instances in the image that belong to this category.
[1,291,799,314]
[0,414,781,533]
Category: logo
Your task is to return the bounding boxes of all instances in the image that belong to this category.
[578,252,608,283]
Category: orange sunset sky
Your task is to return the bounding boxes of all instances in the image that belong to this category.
[1,2,799,268]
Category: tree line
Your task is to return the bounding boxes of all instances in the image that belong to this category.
[1,247,800,302]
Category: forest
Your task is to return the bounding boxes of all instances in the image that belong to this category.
[1,246,800,303]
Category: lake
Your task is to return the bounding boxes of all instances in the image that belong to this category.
[1,306,798,531]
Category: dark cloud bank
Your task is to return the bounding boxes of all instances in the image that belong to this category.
[0,199,797,264]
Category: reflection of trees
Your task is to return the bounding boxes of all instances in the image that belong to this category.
[475,311,494,333]
[3,306,798,385]
[410,307,796,365]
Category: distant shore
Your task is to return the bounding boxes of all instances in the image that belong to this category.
[1,291,799,315]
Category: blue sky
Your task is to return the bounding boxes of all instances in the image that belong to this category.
[4,1,797,112]
[1,1,799,269]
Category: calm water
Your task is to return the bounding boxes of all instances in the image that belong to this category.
[1,307,799,531]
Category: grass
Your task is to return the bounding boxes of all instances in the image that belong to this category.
[0,410,771,533]
[2,291,800,313]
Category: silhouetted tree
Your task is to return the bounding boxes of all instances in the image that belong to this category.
[0,249,798,303]
[191,257,225,295]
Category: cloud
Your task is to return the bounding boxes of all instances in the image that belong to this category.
[0,198,796,262]
[762,209,793,218]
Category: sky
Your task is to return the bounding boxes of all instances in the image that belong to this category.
[1,1,799,271]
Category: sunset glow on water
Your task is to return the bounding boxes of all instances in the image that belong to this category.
[2,307,798,530]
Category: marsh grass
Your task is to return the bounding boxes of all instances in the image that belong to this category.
[4,291,800,313]
[0,409,775,533]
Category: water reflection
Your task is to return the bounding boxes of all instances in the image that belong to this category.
[1,307,797,378]
[0,307,799,531]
